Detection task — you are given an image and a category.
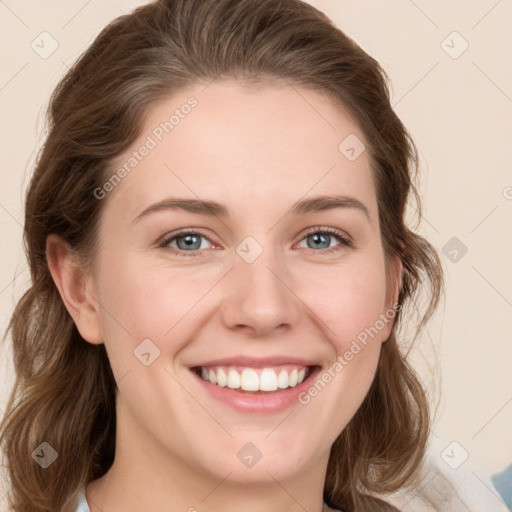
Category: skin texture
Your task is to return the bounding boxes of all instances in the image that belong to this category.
[47,79,401,512]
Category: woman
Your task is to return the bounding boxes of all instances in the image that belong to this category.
[0,0,444,511]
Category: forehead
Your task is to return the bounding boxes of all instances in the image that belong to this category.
[103,79,377,222]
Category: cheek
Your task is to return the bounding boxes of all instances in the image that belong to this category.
[95,253,214,358]
[297,257,389,349]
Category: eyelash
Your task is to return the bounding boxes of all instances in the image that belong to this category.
[158,227,353,257]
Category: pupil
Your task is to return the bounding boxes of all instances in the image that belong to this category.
[179,235,200,250]
[311,233,329,249]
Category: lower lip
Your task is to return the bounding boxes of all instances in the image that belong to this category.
[190,366,321,414]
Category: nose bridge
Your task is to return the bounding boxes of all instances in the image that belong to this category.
[221,235,299,334]
[236,237,288,304]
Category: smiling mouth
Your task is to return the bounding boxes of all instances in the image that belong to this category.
[191,365,317,393]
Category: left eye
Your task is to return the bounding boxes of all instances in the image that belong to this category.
[159,228,352,256]
[296,229,351,253]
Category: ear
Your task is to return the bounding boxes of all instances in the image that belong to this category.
[381,252,403,342]
[46,234,103,345]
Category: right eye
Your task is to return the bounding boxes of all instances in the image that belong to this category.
[159,230,216,257]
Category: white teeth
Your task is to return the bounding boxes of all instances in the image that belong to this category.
[227,369,240,389]
[208,369,218,385]
[277,369,288,389]
[197,365,311,392]
[217,368,227,387]
[260,369,278,391]
[241,368,260,391]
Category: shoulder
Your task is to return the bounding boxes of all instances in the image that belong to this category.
[75,490,91,512]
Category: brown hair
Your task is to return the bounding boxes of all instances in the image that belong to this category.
[0,1,443,511]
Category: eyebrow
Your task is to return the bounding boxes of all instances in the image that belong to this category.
[133,194,371,222]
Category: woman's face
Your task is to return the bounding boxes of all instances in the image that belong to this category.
[85,79,400,486]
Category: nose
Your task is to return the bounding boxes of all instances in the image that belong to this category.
[220,245,301,337]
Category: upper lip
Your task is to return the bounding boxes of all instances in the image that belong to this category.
[190,355,320,369]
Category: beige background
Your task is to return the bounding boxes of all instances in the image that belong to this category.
[1,0,511,510]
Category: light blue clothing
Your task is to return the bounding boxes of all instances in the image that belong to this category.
[491,462,512,509]
[75,490,90,512]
